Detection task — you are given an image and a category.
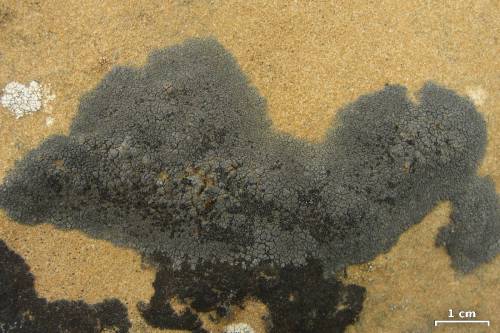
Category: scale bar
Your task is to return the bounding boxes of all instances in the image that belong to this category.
[434,320,490,326]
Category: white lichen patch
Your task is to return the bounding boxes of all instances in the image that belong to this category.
[466,86,487,106]
[45,116,55,127]
[222,323,255,333]
[1,81,55,119]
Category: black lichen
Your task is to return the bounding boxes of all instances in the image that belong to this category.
[0,240,131,333]
[0,38,497,274]
[139,257,365,333]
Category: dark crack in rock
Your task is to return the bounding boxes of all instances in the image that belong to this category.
[0,240,131,333]
[0,37,498,276]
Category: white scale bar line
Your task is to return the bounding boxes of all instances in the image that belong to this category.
[434,320,490,326]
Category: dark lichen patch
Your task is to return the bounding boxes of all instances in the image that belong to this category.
[0,240,131,333]
[312,82,499,272]
[437,176,500,273]
[0,37,498,276]
[139,258,365,333]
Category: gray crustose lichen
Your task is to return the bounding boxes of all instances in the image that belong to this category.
[0,38,498,274]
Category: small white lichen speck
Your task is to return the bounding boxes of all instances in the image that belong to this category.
[45,116,55,127]
[1,81,53,119]
[466,86,487,106]
[223,323,255,333]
